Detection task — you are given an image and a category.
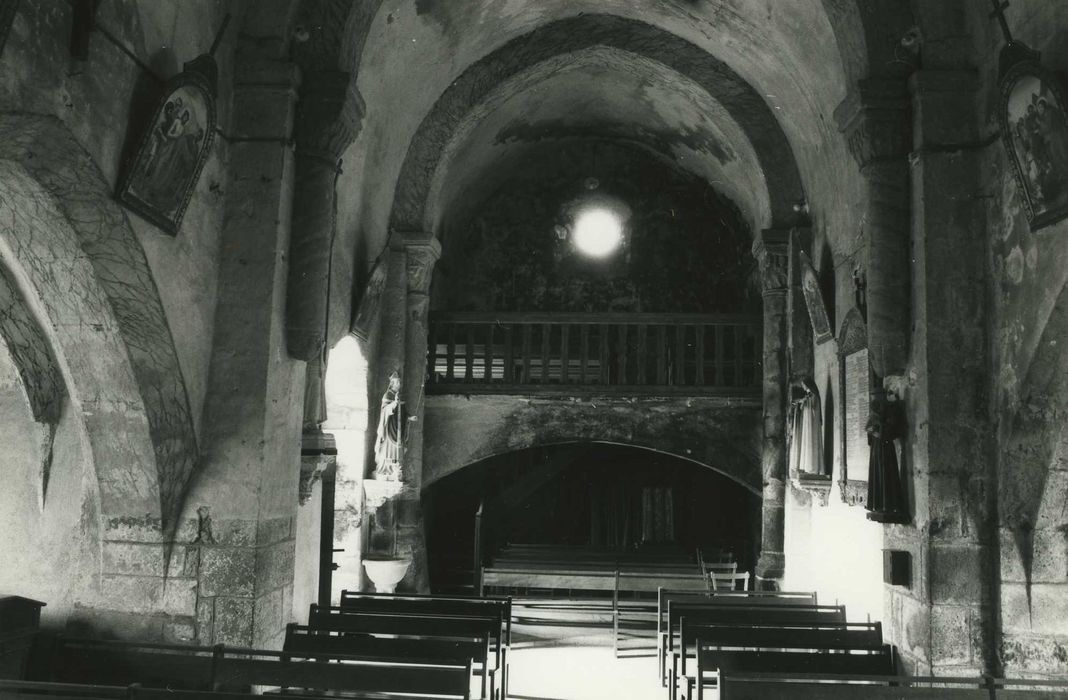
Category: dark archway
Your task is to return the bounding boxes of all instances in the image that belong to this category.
[424,442,761,593]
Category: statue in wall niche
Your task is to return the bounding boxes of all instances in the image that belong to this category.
[374,371,407,480]
[788,377,824,476]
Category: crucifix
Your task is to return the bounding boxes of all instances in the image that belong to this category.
[989,0,1014,43]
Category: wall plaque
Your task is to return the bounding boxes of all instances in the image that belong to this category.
[837,308,870,506]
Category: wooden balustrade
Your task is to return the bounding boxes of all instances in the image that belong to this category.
[428,312,761,395]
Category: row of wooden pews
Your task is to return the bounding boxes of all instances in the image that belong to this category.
[658,587,1068,700]
[7,591,511,700]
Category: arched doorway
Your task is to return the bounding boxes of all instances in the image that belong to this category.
[424,442,760,593]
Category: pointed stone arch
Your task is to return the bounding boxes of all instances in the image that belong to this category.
[0,114,197,527]
[0,158,160,522]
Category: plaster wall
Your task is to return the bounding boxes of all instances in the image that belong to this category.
[0,348,99,629]
[342,0,862,283]
[0,0,237,441]
[981,0,1068,678]
[423,394,762,493]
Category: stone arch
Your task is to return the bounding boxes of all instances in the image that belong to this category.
[388,13,807,234]
[422,395,762,494]
[0,114,197,527]
[0,257,66,503]
[0,158,160,522]
[433,439,761,497]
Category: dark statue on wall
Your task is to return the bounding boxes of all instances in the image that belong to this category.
[116,54,217,235]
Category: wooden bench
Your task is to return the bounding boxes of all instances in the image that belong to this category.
[677,621,882,682]
[0,678,467,700]
[285,623,497,699]
[661,602,846,687]
[695,643,896,700]
[718,673,1068,700]
[673,622,883,699]
[338,590,512,645]
[308,605,503,697]
[655,591,821,682]
[41,637,473,700]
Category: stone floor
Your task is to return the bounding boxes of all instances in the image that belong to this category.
[505,646,665,700]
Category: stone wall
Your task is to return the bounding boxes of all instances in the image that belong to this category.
[983,0,1068,678]
[423,394,762,493]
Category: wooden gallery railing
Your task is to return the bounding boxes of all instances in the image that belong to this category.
[427,312,762,395]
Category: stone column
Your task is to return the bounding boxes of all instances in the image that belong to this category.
[188,48,303,649]
[286,71,365,363]
[753,228,790,589]
[394,233,441,593]
[834,79,911,380]
[360,240,408,583]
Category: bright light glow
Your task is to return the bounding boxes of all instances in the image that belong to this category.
[572,208,624,257]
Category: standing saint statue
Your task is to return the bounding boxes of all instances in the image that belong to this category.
[788,377,824,476]
[374,371,407,480]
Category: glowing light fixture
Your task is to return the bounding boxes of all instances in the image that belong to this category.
[572,207,624,258]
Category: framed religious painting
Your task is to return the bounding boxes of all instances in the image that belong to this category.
[798,250,833,345]
[837,308,870,506]
[999,47,1068,231]
[116,57,216,235]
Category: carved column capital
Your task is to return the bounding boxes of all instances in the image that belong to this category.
[294,70,365,163]
[753,228,791,295]
[390,231,442,295]
[834,78,911,171]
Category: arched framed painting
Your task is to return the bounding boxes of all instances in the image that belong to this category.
[1000,46,1068,231]
[116,57,216,235]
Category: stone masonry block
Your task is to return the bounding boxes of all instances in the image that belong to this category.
[161,577,198,617]
[253,588,284,648]
[97,575,164,613]
[103,542,168,577]
[897,592,931,664]
[255,540,296,593]
[1031,529,1068,584]
[930,544,983,605]
[256,517,291,546]
[162,619,196,644]
[196,597,215,645]
[213,597,254,647]
[1002,633,1068,675]
[930,604,973,666]
[1003,583,1068,635]
[199,547,255,597]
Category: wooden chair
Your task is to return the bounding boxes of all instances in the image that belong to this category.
[710,571,750,591]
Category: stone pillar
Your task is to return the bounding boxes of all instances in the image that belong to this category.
[395,232,440,593]
[360,240,409,582]
[834,79,911,380]
[286,71,364,362]
[753,228,790,589]
[188,48,303,649]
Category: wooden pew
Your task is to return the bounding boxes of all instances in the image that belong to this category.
[0,678,459,700]
[717,673,1068,700]
[662,602,846,687]
[673,622,883,699]
[308,604,503,697]
[285,623,496,699]
[338,590,512,645]
[42,637,473,700]
[696,644,896,700]
[655,591,821,683]
[677,621,883,683]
